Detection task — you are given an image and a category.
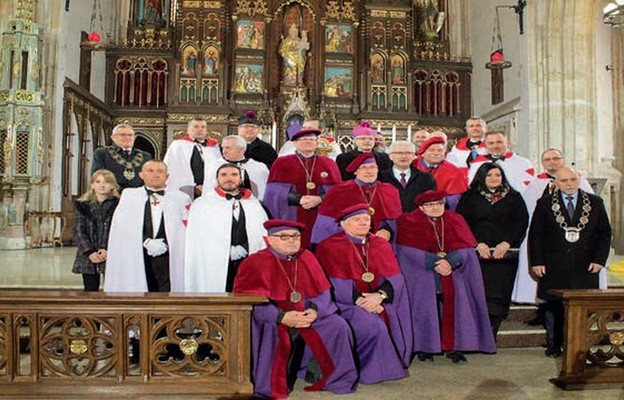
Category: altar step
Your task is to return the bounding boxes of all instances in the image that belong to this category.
[497,304,547,348]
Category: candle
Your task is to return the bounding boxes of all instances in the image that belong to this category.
[272,122,277,148]
[377,124,382,133]
[391,125,397,143]
[407,124,412,139]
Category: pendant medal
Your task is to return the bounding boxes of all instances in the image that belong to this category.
[368,207,375,216]
[362,272,375,283]
[564,227,580,243]
[306,182,316,190]
[437,252,447,258]
[290,291,302,303]
[123,168,136,180]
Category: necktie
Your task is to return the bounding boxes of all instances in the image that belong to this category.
[400,173,407,188]
[146,188,165,196]
[566,196,575,219]
[125,150,132,159]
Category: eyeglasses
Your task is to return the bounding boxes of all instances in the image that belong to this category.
[272,234,302,241]
[297,137,318,142]
[421,201,445,207]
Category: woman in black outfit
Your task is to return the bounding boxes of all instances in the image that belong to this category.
[72,169,120,291]
[456,163,528,338]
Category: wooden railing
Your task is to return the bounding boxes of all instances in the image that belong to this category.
[551,289,624,389]
[0,290,266,397]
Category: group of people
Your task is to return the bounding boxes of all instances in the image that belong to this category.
[72,113,612,398]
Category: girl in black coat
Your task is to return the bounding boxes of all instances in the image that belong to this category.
[72,169,120,291]
[456,163,529,338]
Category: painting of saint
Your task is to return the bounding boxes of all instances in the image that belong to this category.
[279,24,310,85]
[323,67,352,98]
[135,0,170,26]
[325,24,352,53]
[391,56,405,84]
[203,49,218,76]
[237,20,265,50]
[371,53,385,83]
[235,64,264,94]
[181,47,197,76]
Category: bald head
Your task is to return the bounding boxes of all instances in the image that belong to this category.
[555,167,580,195]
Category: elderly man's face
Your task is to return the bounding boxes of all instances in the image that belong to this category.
[422,143,445,166]
[466,119,486,140]
[355,163,378,183]
[556,168,580,195]
[484,133,507,157]
[340,214,371,238]
[419,200,446,218]
[216,167,242,192]
[221,139,245,161]
[139,161,168,189]
[111,127,136,150]
[238,124,259,142]
[293,135,318,154]
[187,120,207,141]
[267,229,302,255]
[355,136,375,152]
[541,150,565,175]
[390,144,415,169]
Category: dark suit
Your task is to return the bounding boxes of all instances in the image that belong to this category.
[528,189,611,349]
[245,138,278,169]
[91,145,152,190]
[379,166,436,212]
[336,149,393,181]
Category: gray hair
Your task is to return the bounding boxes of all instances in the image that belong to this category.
[112,124,135,135]
[466,116,487,129]
[389,140,415,153]
[222,134,247,150]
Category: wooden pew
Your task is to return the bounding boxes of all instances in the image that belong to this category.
[551,289,624,389]
[0,290,266,397]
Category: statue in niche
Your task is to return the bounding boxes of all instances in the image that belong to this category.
[416,0,445,40]
[279,24,310,85]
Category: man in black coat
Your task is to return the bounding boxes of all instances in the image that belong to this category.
[91,124,153,190]
[379,140,436,212]
[529,167,611,357]
[238,110,277,169]
[336,121,392,181]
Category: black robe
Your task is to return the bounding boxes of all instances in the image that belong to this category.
[91,145,152,190]
[378,166,437,212]
[244,138,278,169]
[336,149,392,181]
[528,190,611,301]
[456,188,528,319]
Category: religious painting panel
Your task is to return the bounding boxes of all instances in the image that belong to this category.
[236,20,265,50]
[202,45,219,76]
[234,63,264,94]
[135,0,171,27]
[181,45,198,76]
[325,24,352,53]
[324,67,352,98]
[390,54,406,85]
[370,52,387,83]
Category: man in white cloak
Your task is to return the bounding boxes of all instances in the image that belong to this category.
[163,117,220,198]
[512,148,605,304]
[204,135,269,201]
[467,131,535,193]
[185,163,268,293]
[104,160,191,293]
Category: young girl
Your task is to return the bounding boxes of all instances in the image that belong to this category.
[72,169,120,291]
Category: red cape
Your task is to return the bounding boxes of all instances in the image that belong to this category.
[415,159,468,195]
[178,135,219,147]
[396,209,477,252]
[318,180,402,224]
[316,232,400,280]
[268,154,342,195]
[234,248,330,308]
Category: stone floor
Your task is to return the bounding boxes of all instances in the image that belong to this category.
[1,247,624,399]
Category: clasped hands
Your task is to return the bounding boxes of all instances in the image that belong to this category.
[356,292,385,314]
[88,249,108,263]
[476,241,510,259]
[281,309,318,328]
[299,195,322,209]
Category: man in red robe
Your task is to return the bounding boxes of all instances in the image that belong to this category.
[234,220,357,399]
[311,152,402,246]
[396,190,496,363]
[414,136,468,210]
[264,127,342,248]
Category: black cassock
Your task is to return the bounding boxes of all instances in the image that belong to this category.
[529,190,611,301]
[143,199,170,292]
[245,138,278,169]
[225,204,248,292]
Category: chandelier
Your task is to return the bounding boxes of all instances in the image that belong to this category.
[604,1,624,27]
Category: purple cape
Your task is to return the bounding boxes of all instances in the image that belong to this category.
[395,246,496,354]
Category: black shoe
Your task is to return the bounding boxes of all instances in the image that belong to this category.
[525,315,543,326]
[417,353,434,362]
[544,347,562,357]
[446,351,467,363]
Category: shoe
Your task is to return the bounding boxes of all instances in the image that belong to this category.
[417,353,434,362]
[446,351,467,363]
[525,315,543,326]
[544,347,562,357]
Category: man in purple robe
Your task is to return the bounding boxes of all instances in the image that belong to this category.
[233,220,357,399]
[315,203,412,384]
[396,190,496,363]
[264,127,342,247]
